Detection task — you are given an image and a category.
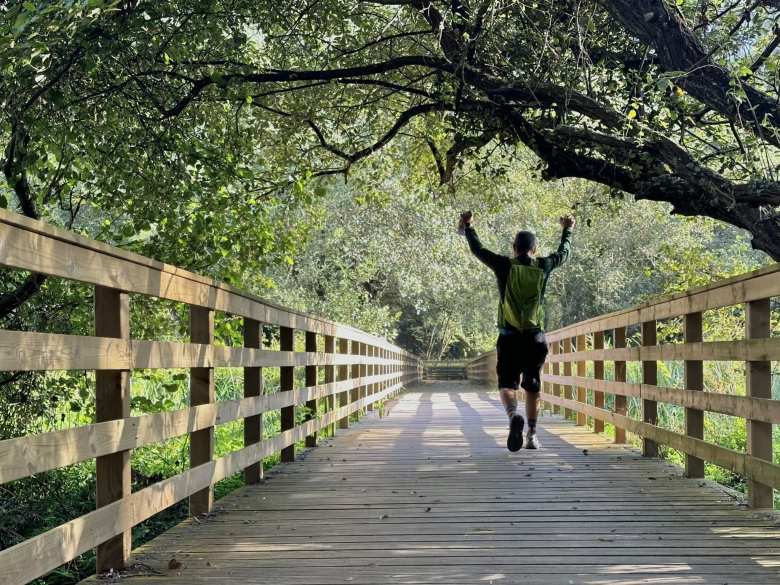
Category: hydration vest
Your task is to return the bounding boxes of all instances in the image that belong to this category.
[498,258,545,330]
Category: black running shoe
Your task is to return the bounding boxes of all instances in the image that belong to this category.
[507,414,524,452]
[525,432,541,450]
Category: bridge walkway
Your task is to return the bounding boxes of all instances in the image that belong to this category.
[108,383,780,585]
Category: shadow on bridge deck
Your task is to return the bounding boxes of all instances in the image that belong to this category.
[97,381,780,584]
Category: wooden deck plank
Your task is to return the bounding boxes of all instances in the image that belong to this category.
[88,382,780,585]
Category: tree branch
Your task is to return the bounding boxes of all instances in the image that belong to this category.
[309,102,448,169]
[601,0,780,146]
[161,55,450,118]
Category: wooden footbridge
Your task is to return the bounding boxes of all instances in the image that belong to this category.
[1,210,780,584]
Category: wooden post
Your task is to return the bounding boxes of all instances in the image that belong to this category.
[373,346,379,404]
[323,335,336,436]
[305,331,318,448]
[243,318,263,484]
[367,345,375,411]
[351,341,361,420]
[378,347,386,408]
[642,320,658,457]
[746,299,773,508]
[338,338,350,429]
[95,286,131,572]
[361,342,369,413]
[684,312,704,478]
[190,305,215,515]
[576,334,587,426]
[593,330,605,434]
[280,326,295,463]
[551,341,560,415]
[613,326,627,444]
[563,337,574,421]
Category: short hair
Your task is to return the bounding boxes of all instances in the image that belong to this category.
[514,230,537,255]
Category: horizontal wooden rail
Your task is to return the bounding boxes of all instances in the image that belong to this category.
[543,373,780,424]
[0,210,423,585]
[544,263,780,342]
[0,332,410,371]
[466,261,780,510]
[0,371,400,483]
[545,338,780,363]
[542,393,780,489]
[0,209,403,350]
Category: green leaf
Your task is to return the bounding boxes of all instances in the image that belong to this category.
[13,11,31,34]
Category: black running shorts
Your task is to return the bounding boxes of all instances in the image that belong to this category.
[495,329,549,392]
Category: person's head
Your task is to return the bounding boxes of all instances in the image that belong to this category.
[513,230,537,257]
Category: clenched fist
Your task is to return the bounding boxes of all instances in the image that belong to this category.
[458,211,473,234]
[559,215,576,229]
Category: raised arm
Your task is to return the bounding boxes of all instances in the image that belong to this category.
[543,215,575,271]
[459,212,507,273]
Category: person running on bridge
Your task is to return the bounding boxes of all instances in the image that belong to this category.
[459,211,575,451]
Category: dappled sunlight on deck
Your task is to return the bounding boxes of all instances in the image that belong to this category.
[95,382,780,585]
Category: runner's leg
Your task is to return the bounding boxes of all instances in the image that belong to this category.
[520,330,549,448]
[500,388,518,419]
[497,333,524,451]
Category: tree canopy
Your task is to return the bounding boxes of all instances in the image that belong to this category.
[3,0,780,266]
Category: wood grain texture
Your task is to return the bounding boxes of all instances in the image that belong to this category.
[684,312,704,479]
[541,373,780,424]
[280,327,295,463]
[0,330,406,372]
[337,338,350,430]
[545,337,780,363]
[576,334,587,427]
[323,335,336,437]
[304,331,318,448]
[0,372,401,483]
[83,383,780,585]
[189,306,215,516]
[94,286,131,572]
[746,299,773,509]
[592,330,605,434]
[545,262,780,342]
[562,337,573,421]
[243,318,263,485]
[641,320,658,458]
[613,326,627,444]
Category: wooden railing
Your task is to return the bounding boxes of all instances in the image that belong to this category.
[467,263,780,508]
[0,210,422,585]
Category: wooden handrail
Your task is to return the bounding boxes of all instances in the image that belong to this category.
[466,262,780,507]
[544,262,780,342]
[0,209,408,351]
[0,211,423,585]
